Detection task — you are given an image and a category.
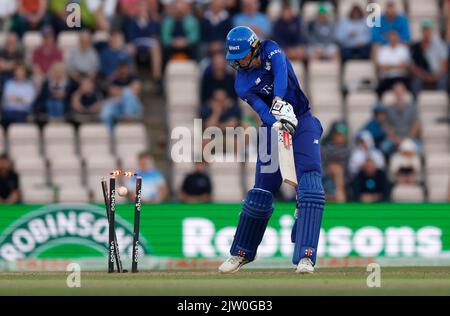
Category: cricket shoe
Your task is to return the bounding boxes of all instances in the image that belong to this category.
[218,256,249,274]
[295,257,315,274]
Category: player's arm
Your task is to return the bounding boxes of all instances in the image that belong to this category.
[239,90,277,127]
[268,43,288,101]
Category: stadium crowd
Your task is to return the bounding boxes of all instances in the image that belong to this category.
[0,0,449,204]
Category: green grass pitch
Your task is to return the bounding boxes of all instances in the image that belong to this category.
[1,267,450,296]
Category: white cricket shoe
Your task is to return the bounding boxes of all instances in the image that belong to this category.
[218,256,249,274]
[295,257,315,274]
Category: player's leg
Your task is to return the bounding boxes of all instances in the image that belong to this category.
[219,126,282,274]
[291,114,325,274]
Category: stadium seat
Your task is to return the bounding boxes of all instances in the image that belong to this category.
[172,162,196,193]
[7,124,41,160]
[43,123,77,158]
[427,174,450,202]
[376,0,405,13]
[338,0,368,18]
[23,31,43,64]
[14,156,47,189]
[49,155,83,188]
[418,91,449,123]
[7,124,40,146]
[381,90,414,105]
[391,184,425,202]
[57,31,80,51]
[308,60,340,80]
[408,0,438,19]
[58,187,90,203]
[21,187,54,204]
[115,123,147,141]
[0,127,4,153]
[244,162,257,192]
[0,32,7,47]
[85,156,118,175]
[346,91,378,135]
[343,60,377,92]
[291,61,307,91]
[425,153,450,174]
[79,124,111,159]
[210,162,244,202]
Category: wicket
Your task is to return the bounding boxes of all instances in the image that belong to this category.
[101,171,142,273]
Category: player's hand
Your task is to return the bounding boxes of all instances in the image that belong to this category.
[271,100,297,135]
[272,119,297,135]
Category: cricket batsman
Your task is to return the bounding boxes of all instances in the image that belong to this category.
[218,26,325,274]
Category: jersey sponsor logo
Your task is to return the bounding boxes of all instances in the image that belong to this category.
[268,49,282,59]
[229,45,240,51]
[260,84,273,95]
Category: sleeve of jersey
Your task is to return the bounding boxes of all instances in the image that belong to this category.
[242,92,277,126]
[268,43,288,99]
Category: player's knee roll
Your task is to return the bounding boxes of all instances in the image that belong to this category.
[297,172,325,205]
[243,188,274,218]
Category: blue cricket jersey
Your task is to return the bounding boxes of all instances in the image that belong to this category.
[234,40,311,126]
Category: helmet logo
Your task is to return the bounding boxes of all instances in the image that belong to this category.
[229,45,240,51]
[248,33,258,46]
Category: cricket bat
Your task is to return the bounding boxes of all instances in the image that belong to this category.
[278,130,297,187]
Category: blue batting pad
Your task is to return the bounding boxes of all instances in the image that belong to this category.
[230,188,274,261]
[292,172,325,265]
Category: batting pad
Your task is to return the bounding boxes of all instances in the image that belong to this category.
[292,172,325,265]
[230,188,274,261]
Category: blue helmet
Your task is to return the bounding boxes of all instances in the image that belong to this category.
[225,26,260,68]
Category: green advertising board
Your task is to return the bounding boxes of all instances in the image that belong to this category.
[0,203,449,271]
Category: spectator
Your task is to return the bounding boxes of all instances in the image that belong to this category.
[49,0,83,35]
[321,121,351,202]
[335,4,371,62]
[34,62,72,121]
[123,0,162,88]
[0,154,20,204]
[100,31,131,81]
[410,20,448,96]
[0,33,24,83]
[127,151,168,203]
[272,2,306,62]
[180,162,212,203]
[307,3,339,61]
[201,0,232,46]
[82,0,118,31]
[362,103,389,149]
[372,1,410,45]
[389,138,422,185]
[233,0,271,39]
[446,0,450,43]
[119,0,141,18]
[1,63,36,127]
[348,131,385,179]
[66,30,100,83]
[71,75,103,123]
[31,27,63,83]
[161,0,200,61]
[352,155,390,203]
[14,0,49,37]
[376,30,410,96]
[200,52,236,105]
[382,82,421,156]
[0,0,17,31]
[202,89,241,131]
[100,60,143,130]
